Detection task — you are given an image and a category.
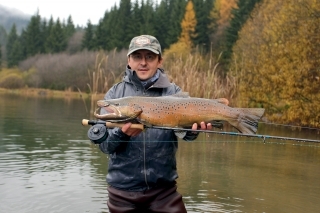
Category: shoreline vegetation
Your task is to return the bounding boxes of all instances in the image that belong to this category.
[0,87,104,100]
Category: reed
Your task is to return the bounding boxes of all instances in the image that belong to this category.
[163,51,237,103]
[85,51,119,117]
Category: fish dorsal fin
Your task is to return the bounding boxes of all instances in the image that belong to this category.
[170,92,190,98]
[215,98,229,106]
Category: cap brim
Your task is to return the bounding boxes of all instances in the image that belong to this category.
[127,47,160,56]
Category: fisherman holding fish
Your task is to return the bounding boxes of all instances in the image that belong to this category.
[90,35,212,213]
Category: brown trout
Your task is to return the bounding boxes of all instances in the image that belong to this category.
[94,93,265,134]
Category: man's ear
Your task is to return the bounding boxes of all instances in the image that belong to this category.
[157,57,163,68]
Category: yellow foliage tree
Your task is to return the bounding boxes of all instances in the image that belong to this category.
[231,0,320,127]
[164,0,197,58]
[209,0,238,50]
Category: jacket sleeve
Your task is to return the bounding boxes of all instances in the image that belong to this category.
[98,86,131,154]
[183,132,199,141]
[99,127,130,154]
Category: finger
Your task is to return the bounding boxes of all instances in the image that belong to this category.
[121,122,132,133]
[131,129,143,137]
[200,121,206,130]
[192,123,198,130]
[207,123,213,130]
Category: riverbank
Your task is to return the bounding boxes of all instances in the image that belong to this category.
[0,88,104,100]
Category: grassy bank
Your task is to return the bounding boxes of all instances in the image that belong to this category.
[0,87,104,100]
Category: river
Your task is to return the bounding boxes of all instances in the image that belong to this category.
[0,93,319,213]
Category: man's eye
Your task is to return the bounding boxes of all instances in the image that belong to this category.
[146,55,155,60]
[133,55,142,59]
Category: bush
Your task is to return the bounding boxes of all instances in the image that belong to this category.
[0,73,24,88]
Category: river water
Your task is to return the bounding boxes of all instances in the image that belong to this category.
[0,93,319,213]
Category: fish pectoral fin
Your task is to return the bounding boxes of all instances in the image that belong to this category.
[214,98,229,106]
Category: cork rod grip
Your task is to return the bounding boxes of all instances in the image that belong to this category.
[81,119,144,130]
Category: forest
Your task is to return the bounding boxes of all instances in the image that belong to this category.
[0,0,319,128]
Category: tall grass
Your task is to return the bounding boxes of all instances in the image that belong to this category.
[164,52,237,104]
[86,50,121,116]
[1,49,237,106]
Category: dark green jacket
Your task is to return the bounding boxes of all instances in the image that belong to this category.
[99,66,198,191]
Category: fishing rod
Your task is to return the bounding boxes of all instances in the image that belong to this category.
[82,119,320,143]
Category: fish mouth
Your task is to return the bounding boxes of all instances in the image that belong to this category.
[94,105,121,119]
[94,105,133,122]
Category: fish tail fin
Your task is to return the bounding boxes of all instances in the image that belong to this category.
[230,108,265,134]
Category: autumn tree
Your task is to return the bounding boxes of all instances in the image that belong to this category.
[232,0,320,127]
[165,0,197,57]
[208,0,237,54]
[223,0,262,63]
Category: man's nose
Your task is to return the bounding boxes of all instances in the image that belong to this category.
[140,57,147,64]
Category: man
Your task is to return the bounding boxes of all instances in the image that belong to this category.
[92,35,212,212]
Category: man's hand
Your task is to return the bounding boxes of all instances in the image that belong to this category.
[121,122,143,136]
[191,121,212,133]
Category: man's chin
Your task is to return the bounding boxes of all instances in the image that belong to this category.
[136,73,150,80]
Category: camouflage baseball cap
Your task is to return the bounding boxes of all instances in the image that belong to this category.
[127,35,162,56]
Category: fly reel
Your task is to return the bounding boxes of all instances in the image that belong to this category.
[87,124,108,144]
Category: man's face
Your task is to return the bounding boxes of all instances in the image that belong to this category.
[128,50,162,80]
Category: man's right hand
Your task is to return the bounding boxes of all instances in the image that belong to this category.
[121,122,143,136]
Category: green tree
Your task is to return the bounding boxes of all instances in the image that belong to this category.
[46,18,67,53]
[65,15,75,38]
[102,6,119,50]
[44,17,55,52]
[139,0,156,35]
[8,39,23,67]
[0,42,2,69]
[82,20,95,50]
[154,0,171,49]
[112,0,132,49]
[6,24,22,67]
[95,17,109,50]
[166,0,187,48]
[24,12,43,57]
[39,19,47,53]
[223,0,262,63]
[0,25,7,49]
[193,0,214,53]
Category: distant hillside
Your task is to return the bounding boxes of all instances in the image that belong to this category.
[0,4,30,35]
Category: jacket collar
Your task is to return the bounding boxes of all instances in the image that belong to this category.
[123,66,172,89]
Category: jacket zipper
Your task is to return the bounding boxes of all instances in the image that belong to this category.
[143,132,149,189]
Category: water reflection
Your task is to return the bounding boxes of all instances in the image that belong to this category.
[177,133,320,213]
[0,93,319,213]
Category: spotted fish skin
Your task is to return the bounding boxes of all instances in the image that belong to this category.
[94,95,265,134]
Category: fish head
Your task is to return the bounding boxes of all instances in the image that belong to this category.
[94,99,142,121]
